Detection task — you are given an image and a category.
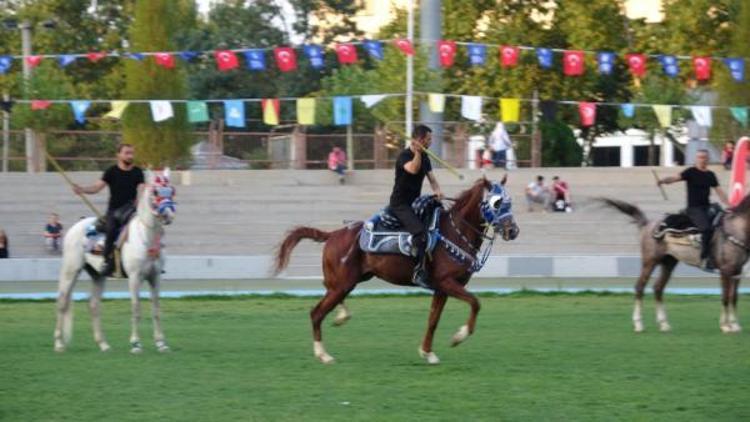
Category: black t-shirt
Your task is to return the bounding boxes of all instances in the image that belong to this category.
[389,148,432,206]
[102,165,144,211]
[45,223,62,234]
[681,167,718,207]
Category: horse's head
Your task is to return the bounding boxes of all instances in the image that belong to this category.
[480,175,519,241]
[145,168,176,225]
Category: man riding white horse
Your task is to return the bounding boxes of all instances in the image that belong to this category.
[73,143,144,276]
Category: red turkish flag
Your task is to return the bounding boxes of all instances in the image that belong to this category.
[274,47,298,72]
[579,102,596,127]
[26,55,43,68]
[693,56,712,81]
[336,44,358,64]
[563,50,585,76]
[31,100,52,110]
[625,53,647,77]
[214,50,239,72]
[394,39,414,56]
[499,45,519,67]
[154,53,175,69]
[437,40,456,68]
[87,52,107,62]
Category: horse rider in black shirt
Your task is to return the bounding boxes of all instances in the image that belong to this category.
[389,124,444,288]
[658,149,728,270]
[73,144,144,276]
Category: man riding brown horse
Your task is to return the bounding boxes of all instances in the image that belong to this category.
[389,124,444,288]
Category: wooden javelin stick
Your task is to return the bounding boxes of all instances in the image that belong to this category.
[652,169,669,201]
[44,150,103,218]
[418,144,465,181]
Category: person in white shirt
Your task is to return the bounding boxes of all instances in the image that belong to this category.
[489,122,513,169]
[525,175,550,212]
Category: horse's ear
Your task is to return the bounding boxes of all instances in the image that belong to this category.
[163,167,171,180]
[501,173,508,185]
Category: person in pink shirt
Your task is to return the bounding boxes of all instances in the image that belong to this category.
[552,176,573,212]
[328,146,348,184]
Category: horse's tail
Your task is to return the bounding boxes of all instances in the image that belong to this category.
[598,197,649,228]
[273,226,332,276]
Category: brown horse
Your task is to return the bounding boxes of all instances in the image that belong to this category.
[274,177,519,364]
[601,197,750,333]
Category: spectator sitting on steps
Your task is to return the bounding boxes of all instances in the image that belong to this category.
[525,175,550,212]
[0,228,8,258]
[328,146,348,184]
[43,213,64,252]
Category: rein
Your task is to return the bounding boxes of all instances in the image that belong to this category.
[437,198,497,273]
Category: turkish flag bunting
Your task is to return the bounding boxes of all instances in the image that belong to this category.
[87,52,107,62]
[499,46,519,67]
[563,50,585,76]
[626,53,647,77]
[579,102,596,127]
[394,39,414,56]
[154,53,175,69]
[31,100,52,110]
[336,44,358,64]
[214,50,239,72]
[436,40,456,68]
[26,55,43,68]
[274,47,298,72]
[693,56,712,81]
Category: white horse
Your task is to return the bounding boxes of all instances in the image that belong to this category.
[54,169,176,354]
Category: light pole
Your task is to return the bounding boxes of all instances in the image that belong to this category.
[20,20,35,173]
[405,0,414,139]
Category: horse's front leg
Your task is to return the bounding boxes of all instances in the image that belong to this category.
[90,277,110,351]
[128,272,144,353]
[419,292,447,364]
[148,270,169,352]
[434,278,480,347]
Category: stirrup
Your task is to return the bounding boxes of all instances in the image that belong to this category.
[411,266,431,289]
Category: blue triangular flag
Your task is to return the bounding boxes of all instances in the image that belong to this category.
[620,103,635,118]
[243,49,266,71]
[303,44,324,69]
[224,100,245,127]
[58,55,77,67]
[333,96,353,126]
[467,43,486,66]
[536,48,552,69]
[597,52,615,75]
[364,41,383,60]
[179,51,199,62]
[0,56,12,74]
[659,55,679,78]
[724,58,745,82]
[70,101,91,124]
[126,52,144,61]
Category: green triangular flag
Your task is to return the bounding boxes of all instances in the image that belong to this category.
[731,107,748,128]
[187,101,209,123]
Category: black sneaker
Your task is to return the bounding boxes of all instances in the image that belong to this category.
[700,258,716,271]
[101,259,115,277]
[412,265,431,289]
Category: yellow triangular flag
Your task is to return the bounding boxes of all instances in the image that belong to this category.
[428,93,445,113]
[104,101,129,119]
[500,98,520,122]
[296,98,315,125]
[652,105,672,128]
[262,99,280,126]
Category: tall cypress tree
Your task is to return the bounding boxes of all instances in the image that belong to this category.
[123,0,194,167]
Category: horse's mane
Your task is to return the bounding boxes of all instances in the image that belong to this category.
[450,179,489,212]
[731,193,750,214]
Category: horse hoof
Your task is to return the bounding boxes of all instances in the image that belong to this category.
[332,314,351,327]
[98,343,111,352]
[156,342,170,353]
[418,348,440,365]
[54,344,66,353]
[130,341,143,354]
[720,324,733,334]
[313,341,335,364]
[450,325,470,347]
[633,321,644,333]
[730,324,742,333]
[658,323,672,332]
[316,353,335,364]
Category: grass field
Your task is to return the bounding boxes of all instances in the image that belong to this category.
[1,292,749,421]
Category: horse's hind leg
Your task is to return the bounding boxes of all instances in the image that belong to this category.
[720,272,742,333]
[147,272,169,352]
[332,301,352,326]
[652,256,677,332]
[419,292,447,364]
[729,278,742,332]
[128,273,144,353]
[311,286,352,363]
[89,275,111,351]
[633,260,657,333]
[54,264,81,352]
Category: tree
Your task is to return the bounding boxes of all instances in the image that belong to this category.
[122,0,195,167]
[714,0,750,143]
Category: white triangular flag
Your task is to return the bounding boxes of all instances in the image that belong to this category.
[461,95,482,121]
[690,106,712,127]
[360,94,386,108]
[150,100,174,122]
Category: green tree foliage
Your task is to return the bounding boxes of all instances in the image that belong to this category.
[122,0,194,167]
[540,121,583,167]
[714,0,750,142]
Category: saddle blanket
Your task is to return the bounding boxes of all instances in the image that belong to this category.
[359,195,442,256]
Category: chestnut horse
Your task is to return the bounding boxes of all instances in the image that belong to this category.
[273,177,519,364]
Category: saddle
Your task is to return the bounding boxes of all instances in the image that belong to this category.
[85,206,136,256]
[359,195,442,256]
[654,203,724,245]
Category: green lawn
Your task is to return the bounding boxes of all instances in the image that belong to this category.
[1,293,748,421]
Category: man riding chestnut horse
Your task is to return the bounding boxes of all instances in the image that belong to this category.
[274,124,519,364]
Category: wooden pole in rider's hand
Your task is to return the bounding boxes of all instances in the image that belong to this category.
[416,142,465,181]
[44,150,103,218]
[652,169,669,201]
